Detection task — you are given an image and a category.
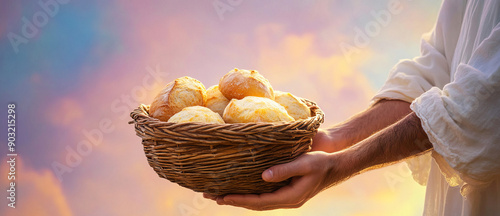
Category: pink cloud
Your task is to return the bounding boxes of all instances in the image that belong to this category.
[0,156,72,216]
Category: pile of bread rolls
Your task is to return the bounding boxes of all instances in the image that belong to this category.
[149,68,311,124]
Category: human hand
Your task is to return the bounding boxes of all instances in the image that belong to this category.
[204,151,355,210]
[310,128,348,153]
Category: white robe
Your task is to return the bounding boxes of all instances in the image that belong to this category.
[372,0,500,215]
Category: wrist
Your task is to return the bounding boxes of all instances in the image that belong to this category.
[325,127,351,150]
[324,149,363,187]
[311,128,348,153]
[335,137,376,174]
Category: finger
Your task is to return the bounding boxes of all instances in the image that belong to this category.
[262,155,311,182]
[220,177,313,210]
[203,193,217,201]
[220,189,291,210]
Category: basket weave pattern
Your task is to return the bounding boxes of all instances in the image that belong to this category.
[129,99,324,196]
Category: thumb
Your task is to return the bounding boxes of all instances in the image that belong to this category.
[262,157,310,182]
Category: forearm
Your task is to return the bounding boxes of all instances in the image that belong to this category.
[215,112,432,210]
[317,99,412,152]
[328,112,432,184]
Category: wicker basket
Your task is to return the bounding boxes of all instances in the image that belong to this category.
[129,98,324,196]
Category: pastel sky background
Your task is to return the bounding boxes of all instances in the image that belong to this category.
[0,0,442,215]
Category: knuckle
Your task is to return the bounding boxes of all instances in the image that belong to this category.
[274,165,288,179]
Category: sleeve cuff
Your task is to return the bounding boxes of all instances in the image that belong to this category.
[410,87,492,188]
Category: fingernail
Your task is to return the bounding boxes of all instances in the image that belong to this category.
[263,169,273,180]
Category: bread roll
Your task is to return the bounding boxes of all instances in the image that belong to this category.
[205,85,230,117]
[223,96,294,123]
[219,68,274,100]
[167,106,224,124]
[150,76,206,121]
[274,91,311,120]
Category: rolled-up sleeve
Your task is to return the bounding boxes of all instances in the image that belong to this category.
[372,0,464,104]
[411,24,500,185]
[372,37,451,103]
[371,0,469,187]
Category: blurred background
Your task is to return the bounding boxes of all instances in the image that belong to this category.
[0,0,442,215]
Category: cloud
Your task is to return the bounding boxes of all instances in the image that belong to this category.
[46,98,83,126]
[0,1,439,215]
[254,28,377,124]
[0,156,72,216]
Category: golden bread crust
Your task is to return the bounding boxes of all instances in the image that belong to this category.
[205,85,230,117]
[150,76,206,121]
[167,106,224,124]
[219,68,274,100]
[223,96,294,123]
[274,91,311,120]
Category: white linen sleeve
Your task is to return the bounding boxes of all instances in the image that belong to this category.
[411,23,500,186]
[371,36,450,103]
[372,0,464,104]
[371,0,465,186]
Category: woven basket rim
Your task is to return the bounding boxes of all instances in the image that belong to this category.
[129,98,324,127]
